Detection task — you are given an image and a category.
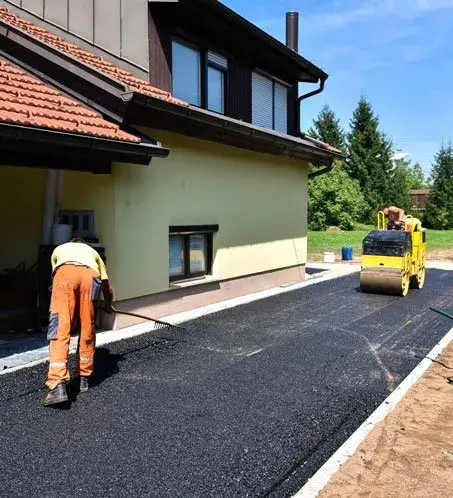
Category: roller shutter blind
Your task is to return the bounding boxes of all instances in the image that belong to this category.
[274,82,288,133]
[172,41,201,106]
[207,51,228,68]
[252,72,273,129]
[252,72,288,133]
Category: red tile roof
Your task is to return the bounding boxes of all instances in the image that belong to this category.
[0,7,188,107]
[0,7,341,157]
[0,57,141,142]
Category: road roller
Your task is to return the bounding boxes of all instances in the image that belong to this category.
[359,210,426,296]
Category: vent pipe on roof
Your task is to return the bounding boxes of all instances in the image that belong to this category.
[286,11,299,52]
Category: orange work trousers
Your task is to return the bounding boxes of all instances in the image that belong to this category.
[46,264,101,390]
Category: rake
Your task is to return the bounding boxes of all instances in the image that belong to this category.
[111,306,186,332]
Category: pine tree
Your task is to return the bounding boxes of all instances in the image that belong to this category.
[308,104,346,150]
[386,162,412,212]
[424,144,453,229]
[346,97,393,223]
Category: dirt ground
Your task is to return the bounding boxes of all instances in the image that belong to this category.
[427,249,453,261]
[319,340,453,498]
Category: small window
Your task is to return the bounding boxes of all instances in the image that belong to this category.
[252,72,288,133]
[168,225,218,282]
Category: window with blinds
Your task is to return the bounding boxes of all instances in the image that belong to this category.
[171,41,228,114]
[172,40,201,106]
[252,72,273,129]
[274,82,288,133]
[252,72,288,133]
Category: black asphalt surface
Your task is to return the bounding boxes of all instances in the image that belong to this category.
[1,269,453,497]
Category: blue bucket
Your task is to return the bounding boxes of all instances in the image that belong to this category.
[341,246,353,261]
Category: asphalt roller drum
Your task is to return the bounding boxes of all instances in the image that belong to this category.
[360,269,409,297]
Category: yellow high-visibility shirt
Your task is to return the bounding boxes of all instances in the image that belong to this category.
[51,242,109,280]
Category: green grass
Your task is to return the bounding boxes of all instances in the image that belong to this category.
[307,228,453,260]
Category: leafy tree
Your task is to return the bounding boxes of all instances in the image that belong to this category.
[346,97,393,222]
[307,105,364,230]
[424,144,453,229]
[405,161,427,190]
[308,164,366,230]
[308,104,346,151]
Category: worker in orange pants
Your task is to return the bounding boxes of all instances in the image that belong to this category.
[42,239,114,406]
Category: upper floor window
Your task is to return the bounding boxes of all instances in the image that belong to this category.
[251,72,288,134]
[206,51,228,114]
[172,41,201,106]
[172,40,228,114]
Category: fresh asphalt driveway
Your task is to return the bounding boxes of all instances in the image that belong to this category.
[1,268,453,497]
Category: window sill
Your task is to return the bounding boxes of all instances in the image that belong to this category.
[169,275,219,290]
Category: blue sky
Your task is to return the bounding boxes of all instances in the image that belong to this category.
[223,0,453,175]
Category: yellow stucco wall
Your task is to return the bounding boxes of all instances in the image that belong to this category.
[112,130,308,300]
[0,166,46,270]
[0,135,308,303]
[60,171,117,289]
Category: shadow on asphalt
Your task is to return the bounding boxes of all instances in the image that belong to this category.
[90,347,125,388]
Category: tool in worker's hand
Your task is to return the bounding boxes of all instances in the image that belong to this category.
[111,306,186,332]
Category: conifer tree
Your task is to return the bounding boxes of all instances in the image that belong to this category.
[424,144,453,229]
[346,97,393,222]
[308,104,346,151]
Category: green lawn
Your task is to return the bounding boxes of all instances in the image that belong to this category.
[307,229,453,260]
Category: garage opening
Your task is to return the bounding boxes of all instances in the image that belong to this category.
[0,166,109,359]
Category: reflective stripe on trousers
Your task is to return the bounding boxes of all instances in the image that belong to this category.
[46,265,98,390]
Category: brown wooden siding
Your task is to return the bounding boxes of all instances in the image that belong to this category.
[148,10,172,93]
[228,59,251,122]
[287,85,298,136]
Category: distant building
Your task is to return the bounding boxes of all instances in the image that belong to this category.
[409,189,432,211]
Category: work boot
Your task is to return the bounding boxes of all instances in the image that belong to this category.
[42,381,68,406]
[79,376,89,393]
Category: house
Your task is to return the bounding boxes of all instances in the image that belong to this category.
[409,189,432,211]
[0,0,341,333]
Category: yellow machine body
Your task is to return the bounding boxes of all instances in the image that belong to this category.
[360,211,426,297]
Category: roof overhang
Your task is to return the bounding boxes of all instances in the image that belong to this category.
[0,12,339,166]
[124,93,343,165]
[149,0,327,84]
[0,123,170,172]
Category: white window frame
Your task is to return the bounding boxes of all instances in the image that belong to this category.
[168,225,218,282]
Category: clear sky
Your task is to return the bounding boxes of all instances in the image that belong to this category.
[223,0,453,175]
